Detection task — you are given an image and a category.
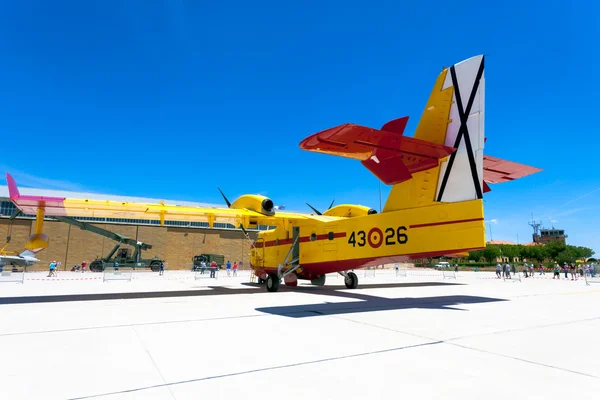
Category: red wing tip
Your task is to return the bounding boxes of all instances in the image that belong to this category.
[5,173,20,199]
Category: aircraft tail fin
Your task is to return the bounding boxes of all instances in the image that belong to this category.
[299,55,487,210]
[427,55,486,203]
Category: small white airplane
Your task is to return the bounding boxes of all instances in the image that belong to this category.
[0,247,40,270]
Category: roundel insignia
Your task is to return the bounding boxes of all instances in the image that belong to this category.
[367,227,383,248]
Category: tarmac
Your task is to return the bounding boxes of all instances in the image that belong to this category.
[0,268,599,399]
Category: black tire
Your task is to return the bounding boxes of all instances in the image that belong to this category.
[266,274,280,292]
[90,261,104,272]
[344,272,358,289]
[150,261,161,272]
[311,275,326,286]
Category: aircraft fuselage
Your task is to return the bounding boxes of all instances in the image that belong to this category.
[251,199,485,280]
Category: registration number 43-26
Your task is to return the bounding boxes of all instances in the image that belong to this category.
[347,227,408,248]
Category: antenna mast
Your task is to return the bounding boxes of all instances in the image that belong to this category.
[528,213,542,243]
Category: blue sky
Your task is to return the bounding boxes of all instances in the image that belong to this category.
[1,1,598,253]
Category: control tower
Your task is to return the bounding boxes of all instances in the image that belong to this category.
[529,217,567,245]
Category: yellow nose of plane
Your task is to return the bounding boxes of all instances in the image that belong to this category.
[26,233,49,251]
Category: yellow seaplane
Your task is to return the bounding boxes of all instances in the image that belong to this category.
[6,55,540,292]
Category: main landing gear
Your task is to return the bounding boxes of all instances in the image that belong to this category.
[266,273,280,292]
[339,271,358,289]
[261,270,359,292]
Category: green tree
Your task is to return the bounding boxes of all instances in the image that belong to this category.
[499,244,520,262]
[482,245,500,262]
[514,244,526,260]
[468,250,484,262]
[556,248,577,265]
[528,245,546,262]
[545,241,566,260]
[571,246,595,260]
[520,245,533,261]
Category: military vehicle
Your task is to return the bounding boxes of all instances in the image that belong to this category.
[192,254,225,271]
[50,215,164,272]
[89,246,163,272]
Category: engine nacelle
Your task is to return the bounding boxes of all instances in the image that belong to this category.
[322,204,377,218]
[231,194,275,216]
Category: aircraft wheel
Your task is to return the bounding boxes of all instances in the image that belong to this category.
[311,275,326,286]
[149,261,161,272]
[344,272,358,289]
[266,274,280,292]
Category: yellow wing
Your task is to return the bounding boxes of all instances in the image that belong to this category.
[6,173,338,230]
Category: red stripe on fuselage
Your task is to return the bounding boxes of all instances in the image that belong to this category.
[409,218,484,229]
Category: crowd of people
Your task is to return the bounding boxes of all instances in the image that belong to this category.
[196,260,238,278]
[495,261,597,280]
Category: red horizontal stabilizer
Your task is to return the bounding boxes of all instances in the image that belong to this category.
[299,121,456,184]
[361,148,412,185]
[483,156,542,184]
[5,173,67,215]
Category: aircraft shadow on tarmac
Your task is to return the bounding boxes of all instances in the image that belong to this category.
[0,281,467,305]
[254,294,507,318]
[247,281,506,317]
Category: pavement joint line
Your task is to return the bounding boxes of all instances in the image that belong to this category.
[329,310,600,380]
[446,341,600,380]
[65,340,443,400]
[131,326,177,400]
[0,313,265,338]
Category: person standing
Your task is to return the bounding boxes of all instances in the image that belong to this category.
[81,260,87,273]
[210,260,217,278]
[226,260,231,277]
[504,262,511,279]
[48,260,56,277]
[232,261,238,277]
[159,261,164,276]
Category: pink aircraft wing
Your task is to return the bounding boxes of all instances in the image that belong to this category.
[483,156,542,184]
[6,173,67,215]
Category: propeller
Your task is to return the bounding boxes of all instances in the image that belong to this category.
[217,187,232,208]
[306,199,335,215]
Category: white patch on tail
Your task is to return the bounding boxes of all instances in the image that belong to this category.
[435,55,485,203]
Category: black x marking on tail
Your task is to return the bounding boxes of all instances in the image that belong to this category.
[436,56,485,201]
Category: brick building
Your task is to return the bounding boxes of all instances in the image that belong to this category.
[0,185,272,271]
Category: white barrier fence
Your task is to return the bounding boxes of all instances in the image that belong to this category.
[363,267,377,278]
[442,270,456,279]
[395,264,408,277]
[103,268,133,282]
[503,271,521,282]
[0,269,25,284]
[195,267,219,280]
[584,274,600,286]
